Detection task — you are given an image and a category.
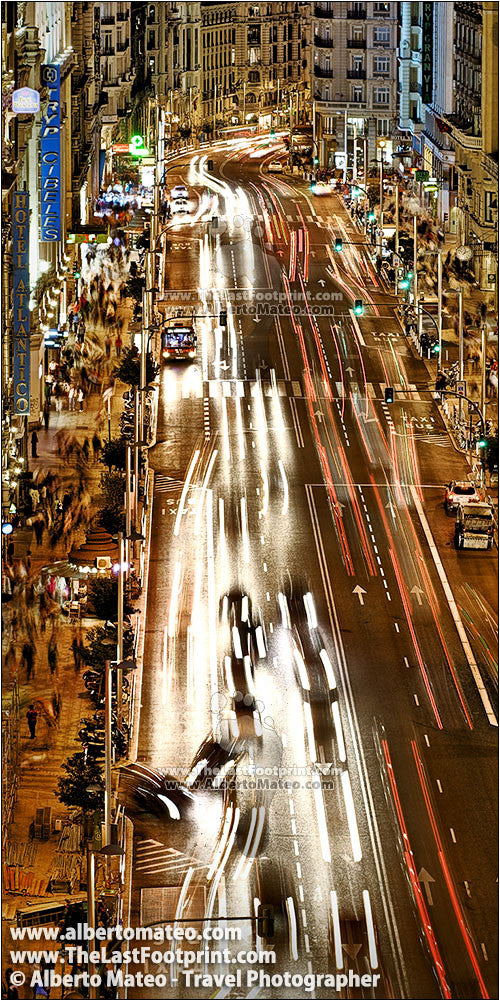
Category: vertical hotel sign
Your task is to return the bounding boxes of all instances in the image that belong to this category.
[421,3,434,105]
[12,191,30,414]
[40,64,61,241]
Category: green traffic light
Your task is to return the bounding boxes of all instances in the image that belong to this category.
[406,270,414,279]
[400,279,410,289]
[353,187,360,197]
[313,157,319,165]
[334,239,343,252]
[354,300,364,315]
[478,437,488,449]
[431,343,440,354]
[367,211,375,221]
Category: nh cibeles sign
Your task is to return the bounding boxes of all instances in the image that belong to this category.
[12,191,30,415]
[40,64,61,241]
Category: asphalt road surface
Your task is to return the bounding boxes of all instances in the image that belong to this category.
[122,137,498,1001]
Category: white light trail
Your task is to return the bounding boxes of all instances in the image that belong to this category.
[330,891,343,969]
[319,648,336,690]
[332,701,346,762]
[293,644,310,690]
[206,489,218,736]
[174,449,200,537]
[286,897,299,961]
[240,496,250,563]
[168,560,182,638]
[278,459,288,515]
[341,770,362,862]
[312,772,331,863]
[303,700,317,762]
[194,448,218,536]
[304,591,318,630]
[363,890,379,969]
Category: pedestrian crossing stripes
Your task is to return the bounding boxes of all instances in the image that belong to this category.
[155,475,184,493]
[162,378,426,403]
[285,214,329,225]
[135,838,205,877]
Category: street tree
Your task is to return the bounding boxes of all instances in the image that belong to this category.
[57,752,104,812]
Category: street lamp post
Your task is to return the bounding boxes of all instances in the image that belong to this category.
[378,139,385,259]
[352,123,357,182]
[437,249,443,362]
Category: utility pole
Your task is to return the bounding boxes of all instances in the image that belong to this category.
[413,214,418,310]
[378,150,384,258]
[343,110,348,183]
[116,532,124,731]
[458,287,464,420]
[437,249,443,363]
[353,123,357,182]
[480,323,487,421]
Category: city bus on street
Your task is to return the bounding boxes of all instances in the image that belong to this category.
[162,316,197,361]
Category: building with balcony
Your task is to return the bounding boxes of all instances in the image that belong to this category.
[1,1,75,508]
[398,2,498,284]
[131,2,310,144]
[70,3,103,226]
[99,1,133,161]
[311,1,398,170]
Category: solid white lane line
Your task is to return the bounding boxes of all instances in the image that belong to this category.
[410,485,497,726]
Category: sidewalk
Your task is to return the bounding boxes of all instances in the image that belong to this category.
[1,277,139,970]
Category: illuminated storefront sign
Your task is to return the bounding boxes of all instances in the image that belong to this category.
[421,3,434,105]
[40,64,61,241]
[12,87,40,114]
[12,191,30,414]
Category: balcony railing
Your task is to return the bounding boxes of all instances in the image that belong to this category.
[347,69,366,79]
[101,16,115,25]
[314,65,334,78]
[347,9,367,18]
[116,10,129,20]
[347,38,366,48]
[314,4,334,17]
[314,34,334,47]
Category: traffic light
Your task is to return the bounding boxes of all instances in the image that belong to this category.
[354,300,364,315]
[334,237,343,252]
[477,436,488,449]
[431,342,440,354]
[400,278,410,290]
[353,186,360,197]
[270,128,276,138]
[385,386,394,404]
[313,156,319,166]
[73,263,81,279]
[257,905,275,938]
[406,270,414,280]
[367,211,375,222]
[219,310,227,326]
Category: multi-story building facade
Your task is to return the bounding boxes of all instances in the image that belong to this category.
[99,1,133,167]
[398,1,498,284]
[132,2,309,144]
[312,1,398,170]
[71,2,103,226]
[2,1,76,510]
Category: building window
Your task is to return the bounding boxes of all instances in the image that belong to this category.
[373,87,389,105]
[352,85,364,103]
[373,27,390,46]
[373,55,389,75]
[249,47,260,64]
[485,190,497,223]
[377,118,391,135]
[248,69,260,82]
[353,55,363,71]
[374,2,390,14]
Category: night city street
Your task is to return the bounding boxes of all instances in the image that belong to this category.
[1,4,498,1001]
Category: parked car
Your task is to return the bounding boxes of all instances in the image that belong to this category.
[171,198,189,215]
[267,160,284,174]
[171,184,188,199]
[454,502,495,550]
[444,480,480,512]
[311,180,331,196]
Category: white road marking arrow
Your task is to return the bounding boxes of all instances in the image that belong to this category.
[313,410,324,422]
[353,585,367,605]
[418,868,435,906]
[345,367,355,377]
[411,585,425,606]
[318,279,326,287]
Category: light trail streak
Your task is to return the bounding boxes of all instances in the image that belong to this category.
[278,459,289,515]
[174,449,200,537]
[411,740,489,998]
[341,770,362,862]
[240,496,250,563]
[381,738,451,998]
[312,772,331,863]
[194,448,218,536]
